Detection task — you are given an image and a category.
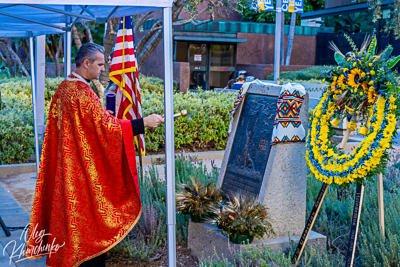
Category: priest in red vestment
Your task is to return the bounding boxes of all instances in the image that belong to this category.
[24,43,164,267]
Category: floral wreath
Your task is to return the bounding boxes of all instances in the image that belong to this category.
[307,34,400,186]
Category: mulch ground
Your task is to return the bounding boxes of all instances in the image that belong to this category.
[106,245,199,267]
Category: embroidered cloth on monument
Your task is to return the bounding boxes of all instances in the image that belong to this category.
[228,80,306,145]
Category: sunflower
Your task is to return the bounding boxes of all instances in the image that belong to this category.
[330,81,337,91]
[361,82,369,93]
[348,68,362,88]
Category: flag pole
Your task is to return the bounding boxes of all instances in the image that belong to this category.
[134,83,144,181]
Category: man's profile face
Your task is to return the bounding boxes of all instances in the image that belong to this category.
[84,51,105,80]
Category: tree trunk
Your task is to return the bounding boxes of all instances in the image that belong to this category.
[1,40,30,77]
[280,12,285,65]
[22,40,30,72]
[0,42,14,76]
[100,17,119,86]
[81,22,93,43]
[138,30,163,70]
[0,48,6,62]
[55,35,63,77]
[71,25,82,49]
[285,13,296,65]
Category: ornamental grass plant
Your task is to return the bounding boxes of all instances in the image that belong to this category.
[213,194,274,241]
[176,177,224,219]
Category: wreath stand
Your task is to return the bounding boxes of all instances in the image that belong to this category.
[291,128,386,267]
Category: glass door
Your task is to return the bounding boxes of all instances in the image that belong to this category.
[209,44,236,89]
[189,43,208,90]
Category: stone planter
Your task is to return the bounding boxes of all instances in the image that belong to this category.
[190,214,205,223]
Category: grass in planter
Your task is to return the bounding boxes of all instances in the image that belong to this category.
[176,176,223,219]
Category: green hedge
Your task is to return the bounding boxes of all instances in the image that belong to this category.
[266,65,332,82]
[0,77,236,164]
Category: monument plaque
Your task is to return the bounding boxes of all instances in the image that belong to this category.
[217,82,313,238]
[221,94,278,197]
[188,82,327,260]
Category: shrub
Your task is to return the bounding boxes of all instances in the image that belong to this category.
[0,77,236,163]
[143,89,237,152]
[266,66,333,82]
[0,77,63,164]
[139,74,179,94]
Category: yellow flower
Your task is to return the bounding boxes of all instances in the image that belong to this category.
[370,70,376,75]
[322,79,325,83]
[347,121,357,131]
[353,62,357,67]
[347,57,351,61]
[331,118,341,127]
[369,80,374,85]
[345,105,355,115]
[369,63,373,67]
[358,126,368,136]
[361,82,368,93]
[348,68,362,88]
[361,72,366,77]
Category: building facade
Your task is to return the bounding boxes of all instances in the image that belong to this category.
[137,11,331,91]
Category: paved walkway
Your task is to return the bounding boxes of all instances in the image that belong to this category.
[0,182,46,266]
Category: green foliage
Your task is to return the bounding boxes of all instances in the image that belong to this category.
[0,76,236,163]
[112,153,220,262]
[143,89,236,152]
[138,74,178,94]
[266,66,332,81]
[238,0,324,25]
[199,240,344,266]
[321,13,376,34]
[0,77,63,164]
[200,166,400,266]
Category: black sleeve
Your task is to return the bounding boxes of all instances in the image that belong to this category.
[130,118,145,136]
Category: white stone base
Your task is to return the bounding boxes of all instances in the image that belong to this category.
[188,221,327,261]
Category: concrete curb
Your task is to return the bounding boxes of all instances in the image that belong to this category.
[140,150,225,164]
[0,163,36,178]
[0,151,226,178]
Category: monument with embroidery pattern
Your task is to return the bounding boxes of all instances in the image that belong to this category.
[188,81,326,259]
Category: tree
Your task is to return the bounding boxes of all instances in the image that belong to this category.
[368,0,400,38]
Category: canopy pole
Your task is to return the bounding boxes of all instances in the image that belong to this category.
[64,5,72,77]
[274,0,282,82]
[163,7,176,267]
[35,35,46,158]
[29,35,40,177]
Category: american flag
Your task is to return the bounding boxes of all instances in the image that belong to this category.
[109,16,145,156]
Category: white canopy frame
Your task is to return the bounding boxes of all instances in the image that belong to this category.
[0,1,176,266]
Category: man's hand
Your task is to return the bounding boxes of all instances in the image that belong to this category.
[143,114,164,128]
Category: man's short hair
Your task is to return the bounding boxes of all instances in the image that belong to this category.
[75,43,105,68]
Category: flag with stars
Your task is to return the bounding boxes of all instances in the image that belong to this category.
[109,16,145,156]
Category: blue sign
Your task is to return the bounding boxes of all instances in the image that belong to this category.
[281,0,303,13]
[248,0,274,11]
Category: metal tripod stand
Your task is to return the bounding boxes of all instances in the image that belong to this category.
[0,216,11,236]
